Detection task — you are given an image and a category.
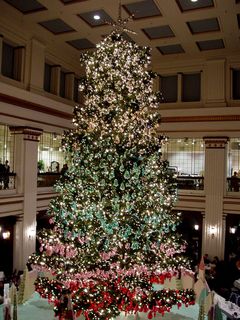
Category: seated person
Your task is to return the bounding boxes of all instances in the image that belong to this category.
[213,257,240,298]
[60,164,68,176]
[203,253,210,264]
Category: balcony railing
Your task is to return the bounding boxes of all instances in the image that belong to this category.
[0,173,16,190]
[37,173,205,190]
[176,175,204,191]
[37,173,61,188]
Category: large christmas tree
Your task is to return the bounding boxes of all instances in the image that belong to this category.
[29,31,195,319]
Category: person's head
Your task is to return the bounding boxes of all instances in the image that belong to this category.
[234,171,238,176]
[236,258,240,270]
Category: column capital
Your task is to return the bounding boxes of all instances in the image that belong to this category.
[16,215,23,222]
[9,126,43,141]
[203,136,229,148]
[31,38,46,49]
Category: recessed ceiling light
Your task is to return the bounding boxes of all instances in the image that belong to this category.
[191,0,198,2]
[93,14,101,20]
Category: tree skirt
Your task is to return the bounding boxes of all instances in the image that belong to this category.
[0,292,225,320]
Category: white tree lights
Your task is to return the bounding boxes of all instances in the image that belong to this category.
[29,32,195,319]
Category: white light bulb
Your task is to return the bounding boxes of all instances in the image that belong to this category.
[94,14,100,20]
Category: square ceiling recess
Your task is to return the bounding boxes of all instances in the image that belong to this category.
[157,44,184,55]
[176,0,214,12]
[187,18,220,34]
[197,39,224,51]
[39,19,75,34]
[123,0,161,19]
[78,9,114,27]
[67,38,95,50]
[4,0,46,13]
[143,25,174,39]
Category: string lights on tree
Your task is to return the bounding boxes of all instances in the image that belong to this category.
[29,14,195,319]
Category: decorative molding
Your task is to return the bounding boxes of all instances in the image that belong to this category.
[9,126,43,141]
[0,111,71,130]
[157,129,240,133]
[16,215,23,222]
[0,92,72,120]
[222,214,227,221]
[203,136,229,148]
[161,115,240,123]
[177,198,205,203]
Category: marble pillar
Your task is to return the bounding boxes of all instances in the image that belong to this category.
[10,126,42,270]
[202,136,228,259]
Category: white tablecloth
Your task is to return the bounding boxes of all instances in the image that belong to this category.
[214,292,240,319]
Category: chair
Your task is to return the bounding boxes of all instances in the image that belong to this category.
[229,291,240,307]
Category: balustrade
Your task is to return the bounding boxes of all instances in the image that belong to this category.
[37,173,61,188]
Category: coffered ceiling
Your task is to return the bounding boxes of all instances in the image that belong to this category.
[1,0,240,68]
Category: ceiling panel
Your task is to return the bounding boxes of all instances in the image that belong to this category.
[187,18,220,34]
[78,9,114,27]
[176,0,214,12]
[196,39,225,51]
[39,19,75,34]
[123,0,161,19]
[3,0,46,14]
[157,44,185,55]
[67,38,95,50]
[143,25,175,39]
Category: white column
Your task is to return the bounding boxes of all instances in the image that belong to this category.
[65,72,74,100]
[202,136,228,260]
[51,65,61,95]
[201,212,206,257]
[13,216,23,272]
[10,127,42,269]
[221,214,227,259]
[12,131,25,194]
[177,73,182,102]
[13,46,25,82]
[29,38,45,93]
[203,59,226,107]
[0,35,3,74]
